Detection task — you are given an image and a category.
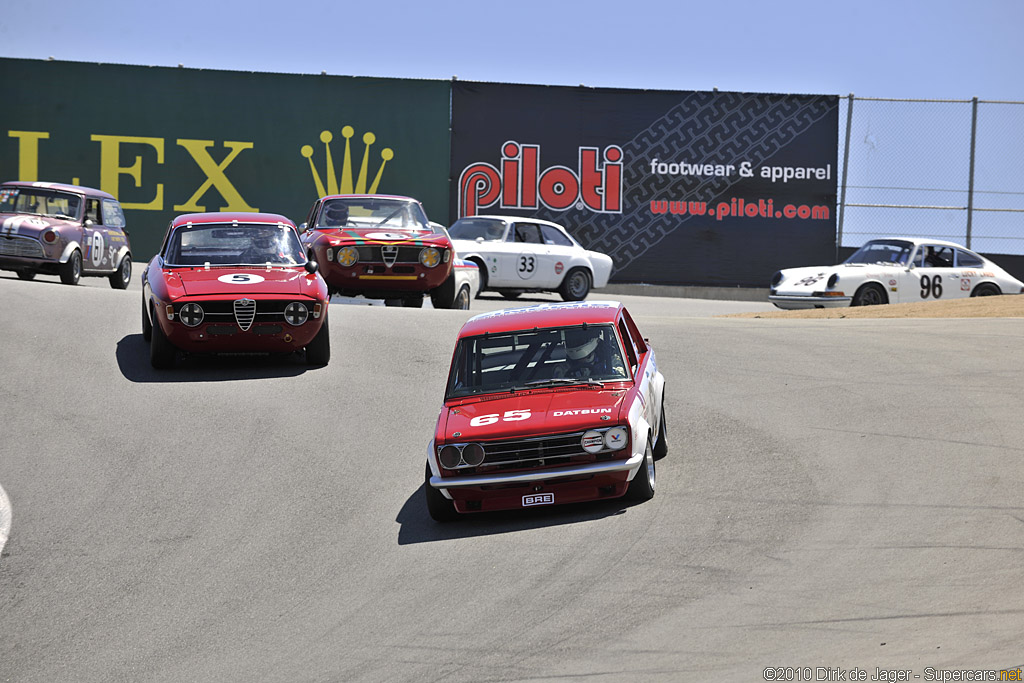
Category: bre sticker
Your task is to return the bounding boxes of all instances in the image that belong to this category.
[523,493,554,507]
[218,273,266,284]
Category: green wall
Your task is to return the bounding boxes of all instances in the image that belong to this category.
[0,58,452,259]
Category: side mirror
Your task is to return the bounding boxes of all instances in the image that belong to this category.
[475,236,484,243]
[84,219,95,227]
[304,260,319,274]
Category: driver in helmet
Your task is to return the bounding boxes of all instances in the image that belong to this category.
[322,203,350,227]
[242,227,283,263]
[555,327,625,380]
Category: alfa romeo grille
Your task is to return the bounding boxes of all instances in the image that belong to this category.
[0,236,44,258]
[381,245,399,267]
[233,299,256,331]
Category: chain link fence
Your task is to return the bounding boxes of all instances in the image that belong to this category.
[837,96,1024,258]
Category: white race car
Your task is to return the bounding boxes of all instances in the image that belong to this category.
[447,215,613,301]
[769,237,1024,309]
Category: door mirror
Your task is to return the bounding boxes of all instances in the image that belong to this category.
[304,260,319,274]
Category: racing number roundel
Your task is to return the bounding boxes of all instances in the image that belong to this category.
[517,252,537,280]
[217,273,266,284]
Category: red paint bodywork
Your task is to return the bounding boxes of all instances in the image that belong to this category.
[143,212,329,355]
[300,194,453,299]
[431,301,658,514]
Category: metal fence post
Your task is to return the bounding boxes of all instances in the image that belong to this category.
[837,94,854,262]
[966,96,979,249]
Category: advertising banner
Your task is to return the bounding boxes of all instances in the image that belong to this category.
[0,58,451,259]
[451,82,838,287]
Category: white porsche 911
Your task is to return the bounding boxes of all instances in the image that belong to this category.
[769,237,1024,310]
[447,215,613,301]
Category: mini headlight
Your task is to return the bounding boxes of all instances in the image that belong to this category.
[284,302,309,326]
[603,426,628,451]
[179,302,204,327]
[771,271,783,287]
[462,443,485,466]
[337,246,358,267]
[827,273,839,287]
[581,430,605,454]
[439,445,462,469]
[42,230,58,244]
[419,247,441,268]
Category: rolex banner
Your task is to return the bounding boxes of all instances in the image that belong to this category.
[451,82,838,287]
[0,58,451,259]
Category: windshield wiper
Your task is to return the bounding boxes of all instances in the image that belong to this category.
[520,378,604,389]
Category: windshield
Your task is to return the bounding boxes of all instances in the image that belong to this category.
[844,240,913,266]
[446,324,630,398]
[164,223,305,267]
[449,217,507,241]
[0,186,81,221]
[316,197,429,230]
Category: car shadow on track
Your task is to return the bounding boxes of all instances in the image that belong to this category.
[395,484,640,544]
[115,334,315,383]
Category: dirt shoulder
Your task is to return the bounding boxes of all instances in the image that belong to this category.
[722,295,1024,319]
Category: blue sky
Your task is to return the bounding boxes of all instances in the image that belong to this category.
[2,0,1021,100]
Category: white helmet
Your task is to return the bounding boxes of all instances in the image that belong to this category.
[565,330,600,360]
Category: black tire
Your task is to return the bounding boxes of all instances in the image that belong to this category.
[971,283,1001,297]
[16,269,36,281]
[469,258,488,297]
[305,312,331,366]
[500,290,523,300]
[109,255,131,289]
[425,462,458,522]
[558,268,591,301]
[384,298,404,307]
[141,294,153,342]
[626,439,656,502]
[653,400,668,461]
[149,304,176,369]
[59,249,82,286]
[851,282,887,307]
[453,285,471,310]
[430,272,458,309]
[403,295,424,308]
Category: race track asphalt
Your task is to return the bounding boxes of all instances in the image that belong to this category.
[1,268,1022,682]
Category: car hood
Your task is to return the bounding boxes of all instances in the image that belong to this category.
[168,268,316,297]
[443,388,628,441]
[306,227,450,247]
[0,213,75,237]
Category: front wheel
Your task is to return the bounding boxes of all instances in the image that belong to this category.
[852,282,887,307]
[59,249,82,286]
[653,400,668,461]
[150,305,176,369]
[16,269,36,281]
[453,285,471,310]
[425,463,458,522]
[559,268,591,301]
[430,272,458,309]
[500,290,523,300]
[626,440,656,502]
[109,255,131,289]
[305,313,331,366]
[141,294,153,342]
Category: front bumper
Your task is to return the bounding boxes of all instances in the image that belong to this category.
[768,294,852,310]
[431,450,644,490]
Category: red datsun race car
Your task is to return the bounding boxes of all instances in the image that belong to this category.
[425,301,668,521]
[0,181,133,288]
[300,194,463,308]
[141,212,330,369]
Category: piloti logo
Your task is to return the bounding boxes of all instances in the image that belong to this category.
[458,141,624,218]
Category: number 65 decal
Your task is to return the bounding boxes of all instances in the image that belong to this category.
[470,410,532,427]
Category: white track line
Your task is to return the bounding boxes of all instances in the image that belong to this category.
[0,483,10,558]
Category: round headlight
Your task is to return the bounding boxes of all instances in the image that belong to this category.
[337,246,359,267]
[284,302,309,326]
[771,271,783,287]
[462,443,485,466]
[419,247,441,268]
[439,445,462,469]
[603,427,628,451]
[581,430,605,454]
[42,230,58,244]
[179,302,204,327]
[827,273,839,287]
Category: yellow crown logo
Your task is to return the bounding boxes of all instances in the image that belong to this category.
[301,126,394,196]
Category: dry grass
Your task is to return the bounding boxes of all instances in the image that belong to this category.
[722,295,1024,319]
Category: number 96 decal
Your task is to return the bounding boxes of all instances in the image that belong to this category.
[470,410,532,427]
